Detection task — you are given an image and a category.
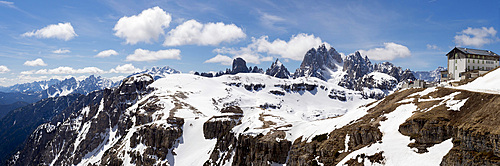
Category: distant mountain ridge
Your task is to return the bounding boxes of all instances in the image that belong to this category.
[128,66,180,80]
[413,67,446,82]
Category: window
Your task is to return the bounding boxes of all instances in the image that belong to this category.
[483,60,485,64]
[473,60,475,63]
[468,66,470,70]
[468,59,470,63]
[455,66,457,70]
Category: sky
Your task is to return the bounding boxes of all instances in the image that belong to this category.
[0,0,499,86]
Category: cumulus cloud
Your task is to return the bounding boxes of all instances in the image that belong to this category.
[0,65,9,73]
[126,48,181,62]
[23,58,47,66]
[204,54,233,65]
[163,19,246,46]
[109,64,141,73]
[358,42,411,61]
[454,27,498,47]
[52,49,71,54]
[21,66,104,75]
[114,6,171,45]
[95,49,119,57]
[22,22,77,41]
[209,33,325,64]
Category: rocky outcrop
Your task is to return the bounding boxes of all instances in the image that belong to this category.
[265,59,291,79]
[294,44,343,80]
[8,74,155,166]
[397,88,500,165]
[343,51,373,79]
[287,88,421,165]
[231,58,249,74]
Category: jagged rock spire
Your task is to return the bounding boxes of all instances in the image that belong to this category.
[266,58,290,79]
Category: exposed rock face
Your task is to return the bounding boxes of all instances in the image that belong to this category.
[0,93,82,164]
[249,66,264,73]
[8,74,155,166]
[397,88,500,165]
[231,58,249,74]
[294,44,343,80]
[265,59,291,79]
[343,51,373,79]
[338,52,415,99]
[286,88,420,165]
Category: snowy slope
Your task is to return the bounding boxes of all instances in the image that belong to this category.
[458,68,500,94]
[75,73,374,165]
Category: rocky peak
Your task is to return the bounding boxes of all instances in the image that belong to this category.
[343,51,373,79]
[266,59,291,79]
[231,58,249,74]
[294,44,343,80]
[118,74,154,103]
[373,61,416,82]
[249,66,264,73]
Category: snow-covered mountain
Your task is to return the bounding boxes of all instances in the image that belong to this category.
[10,72,376,165]
[129,66,181,80]
[337,51,415,99]
[0,79,60,93]
[11,67,500,165]
[265,59,291,79]
[43,75,117,98]
[413,67,446,82]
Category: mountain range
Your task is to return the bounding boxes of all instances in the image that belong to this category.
[1,45,495,166]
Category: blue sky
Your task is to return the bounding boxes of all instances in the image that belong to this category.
[0,0,499,86]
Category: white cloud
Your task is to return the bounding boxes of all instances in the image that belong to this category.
[96,49,119,57]
[109,64,141,73]
[426,44,439,50]
[126,48,181,62]
[113,6,171,45]
[210,33,325,64]
[0,1,14,8]
[204,54,233,65]
[22,66,104,75]
[22,22,77,41]
[454,27,498,47]
[0,65,9,73]
[163,19,246,46]
[358,42,411,61]
[52,49,71,54]
[23,58,47,66]
[260,12,286,30]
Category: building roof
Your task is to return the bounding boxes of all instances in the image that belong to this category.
[455,47,499,56]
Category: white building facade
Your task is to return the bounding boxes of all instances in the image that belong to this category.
[447,47,499,80]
